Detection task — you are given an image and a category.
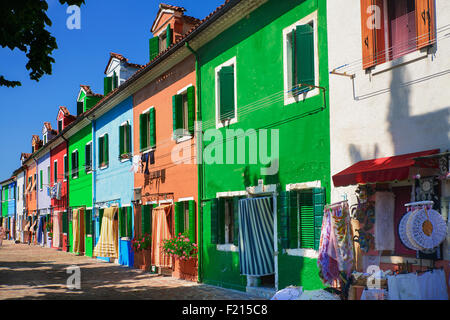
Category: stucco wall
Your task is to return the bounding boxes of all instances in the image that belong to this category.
[50,141,68,212]
[327,0,450,203]
[16,171,25,215]
[26,162,37,215]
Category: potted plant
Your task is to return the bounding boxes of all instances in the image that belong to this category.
[132,233,151,271]
[46,222,53,248]
[162,232,198,281]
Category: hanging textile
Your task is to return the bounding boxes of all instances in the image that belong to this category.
[417,269,449,300]
[151,205,173,268]
[53,211,61,248]
[374,192,395,251]
[93,207,119,258]
[72,209,82,254]
[56,182,62,200]
[36,216,44,244]
[321,202,354,278]
[387,273,422,300]
[317,209,340,285]
[238,197,274,277]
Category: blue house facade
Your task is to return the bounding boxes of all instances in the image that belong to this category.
[93,95,135,267]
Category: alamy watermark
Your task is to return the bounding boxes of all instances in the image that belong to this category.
[366,5,382,30]
[66,265,81,290]
[66,5,81,30]
[171,122,280,175]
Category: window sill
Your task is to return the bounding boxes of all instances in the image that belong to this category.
[284,87,320,106]
[371,49,429,76]
[285,248,318,259]
[216,117,237,129]
[175,135,193,144]
[216,243,238,252]
[99,165,108,170]
[140,148,155,155]
[119,157,132,163]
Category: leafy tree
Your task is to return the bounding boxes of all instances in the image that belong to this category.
[0,0,85,87]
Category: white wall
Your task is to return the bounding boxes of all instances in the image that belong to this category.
[16,171,24,215]
[327,0,450,204]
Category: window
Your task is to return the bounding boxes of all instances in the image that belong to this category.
[98,134,109,168]
[279,188,325,251]
[39,170,43,190]
[215,57,237,128]
[47,166,50,187]
[71,150,79,179]
[139,109,155,151]
[119,206,133,239]
[210,196,244,246]
[54,160,58,184]
[174,200,196,242]
[119,122,132,158]
[63,155,68,180]
[172,86,195,139]
[283,12,319,105]
[58,119,63,133]
[85,142,92,173]
[43,134,47,145]
[360,0,436,69]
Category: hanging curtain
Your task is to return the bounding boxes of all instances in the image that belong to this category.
[238,197,274,276]
[73,208,85,254]
[37,216,44,244]
[93,207,118,258]
[374,192,395,251]
[151,205,173,268]
[53,211,61,248]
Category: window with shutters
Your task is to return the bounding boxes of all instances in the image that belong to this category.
[223,198,235,245]
[39,170,43,190]
[71,150,79,179]
[140,108,156,152]
[279,188,325,252]
[47,166,50,187]
[173,85,195,141]
[210,196,244,250]
[360,0,436,69]
[98,134,109,168]
[174,200,196,243]
[283,12,319,105]
[85,142,92,173]
[215,57,237,129]
[119,121,132,160]
[58,119,63,133]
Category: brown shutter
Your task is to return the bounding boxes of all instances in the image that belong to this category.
[373,0,385,65]
[416,0,436,49]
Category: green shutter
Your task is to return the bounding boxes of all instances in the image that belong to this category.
[98,137,104,166]
[219,66,235,121]
[119,207,125,238]
[119,125,124,156]
[291,30,297,89]
[172,95,179,138]
[104,134,109,164]
[217,197,225,244]
[149,108,156,148]
[126,124,132,154]
[188,200,195,243]
[47,166,51,186]
[139,113,147,151]
[62,212,68,234]
[278,191,299,249]
[85,209,92,235]
[312,188,325,250]
[187,86,195,134]
[113,71,118,89]
[149,37,159,61]
[141,205,150,235]
[174,202,183,236]
[166,24,173,48]
[64,156,68,179]
[77,101,84,116]
[127,206,133,238]
[71,152,76,178]
[39,170,43,190]
[104,76,112,96]
[296,24,315,91]
[85,96,100,112]
[210,198,218,244]
[99,208,104,232]
[299,190,314,249]
[233,196,241,246]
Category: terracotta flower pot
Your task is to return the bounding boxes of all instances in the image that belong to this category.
[174,257,198,282]
[133,249,151,271]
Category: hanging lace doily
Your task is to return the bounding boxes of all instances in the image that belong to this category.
[399,211,421,250]
[406,208,447,250]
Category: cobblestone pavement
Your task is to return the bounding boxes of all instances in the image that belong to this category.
[0,241,258,300]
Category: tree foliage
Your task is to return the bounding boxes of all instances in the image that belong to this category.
[0,0,85,87]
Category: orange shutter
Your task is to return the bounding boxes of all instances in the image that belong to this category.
[416,0,436,49]
[360,0,376,69]
[373,0,386,65]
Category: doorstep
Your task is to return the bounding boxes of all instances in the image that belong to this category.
[246,286,276,300]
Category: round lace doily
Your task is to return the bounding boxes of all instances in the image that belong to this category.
[406,208,447,250]
[399,211,421,250]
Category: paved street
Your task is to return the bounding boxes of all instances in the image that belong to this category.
[0,241,257,300]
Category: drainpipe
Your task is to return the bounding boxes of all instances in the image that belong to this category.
[185,41,204,283]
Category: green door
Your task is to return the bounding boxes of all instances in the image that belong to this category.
[85,209,93,257]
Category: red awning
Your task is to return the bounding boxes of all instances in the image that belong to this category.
[332,149,440,187]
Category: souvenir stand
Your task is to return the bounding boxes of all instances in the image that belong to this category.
[327,150,450,300]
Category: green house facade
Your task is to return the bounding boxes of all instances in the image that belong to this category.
[197,0,330,294]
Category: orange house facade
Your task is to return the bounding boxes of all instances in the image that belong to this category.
[132,4,199,281]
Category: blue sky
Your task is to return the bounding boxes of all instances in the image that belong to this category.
[0,0,224,180]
